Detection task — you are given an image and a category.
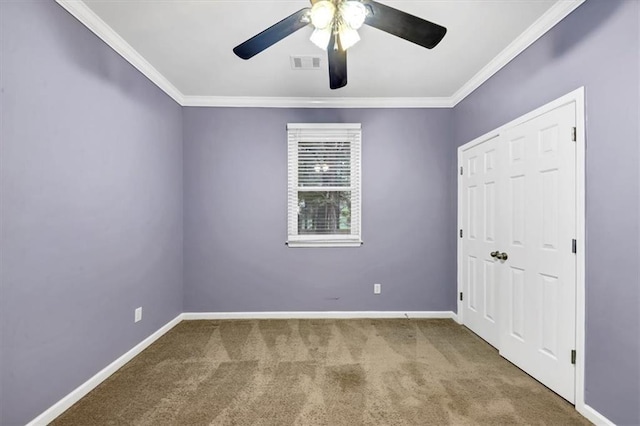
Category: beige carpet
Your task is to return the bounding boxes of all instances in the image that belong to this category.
[52,319,590,425]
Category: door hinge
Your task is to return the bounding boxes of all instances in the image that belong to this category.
[460,292,463,301]
[572,239,577,254]
[459,229,463,238]
[460,166,463,175]
[571,349,576,364]
[571,127,577,142]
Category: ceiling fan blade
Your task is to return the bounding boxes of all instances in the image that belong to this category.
[328,33,347,89]
[233,8,311,59]
[362,0,447,49]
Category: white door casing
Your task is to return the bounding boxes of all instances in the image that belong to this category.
[457,89,584,406]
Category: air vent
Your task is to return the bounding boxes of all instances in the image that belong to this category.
[290,55,322,70]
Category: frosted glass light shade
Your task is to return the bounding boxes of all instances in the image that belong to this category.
[338,26,360,50]
[310,1,336,30]
[340,1,367,29]
[310,27,332,50]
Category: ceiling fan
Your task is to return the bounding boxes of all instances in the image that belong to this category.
[233,0,447,90]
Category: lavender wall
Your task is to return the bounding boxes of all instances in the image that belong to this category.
[453,1,640,424]
[0,2,183,425]
[183,108,455,313]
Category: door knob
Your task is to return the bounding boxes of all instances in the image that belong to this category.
[490,251,499,258]
[496,252,508,261]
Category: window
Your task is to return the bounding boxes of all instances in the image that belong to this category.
[287,123,362,247]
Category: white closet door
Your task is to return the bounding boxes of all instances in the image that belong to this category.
[499,102,577,403]
[461,136,502,347]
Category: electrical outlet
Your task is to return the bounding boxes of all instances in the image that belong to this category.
[374,283,381,294]
[135,307,142,323]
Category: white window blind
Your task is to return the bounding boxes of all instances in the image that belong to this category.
[287,123,362,248]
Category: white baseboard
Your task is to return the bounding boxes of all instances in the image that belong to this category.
[181,311,457,320]
[576,403,616,426]
[26,314,183,426]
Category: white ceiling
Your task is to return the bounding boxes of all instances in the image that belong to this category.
[58,0,585,106]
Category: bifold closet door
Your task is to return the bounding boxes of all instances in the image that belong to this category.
[499,102,577,403]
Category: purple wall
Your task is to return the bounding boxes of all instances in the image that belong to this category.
[0,2,183,425]
[453,0,640,424]
[183,107,455,313]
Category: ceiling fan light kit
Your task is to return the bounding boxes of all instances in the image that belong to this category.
[233,0,447,90]
[308,1,367,50]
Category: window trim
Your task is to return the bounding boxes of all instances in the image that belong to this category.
[287,123,362,248]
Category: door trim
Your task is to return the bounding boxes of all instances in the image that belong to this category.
[456,87,586,411]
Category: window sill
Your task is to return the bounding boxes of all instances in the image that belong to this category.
[286,240,362,248]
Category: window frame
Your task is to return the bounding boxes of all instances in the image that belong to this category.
[287,123,362,248]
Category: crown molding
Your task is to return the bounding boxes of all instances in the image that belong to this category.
[55,0,185,105]
[450,0,586,105]
[181,95,455,108]
[56,0,586,109]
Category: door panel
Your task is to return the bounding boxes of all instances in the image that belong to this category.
[510,175,526,246]
[540,273,559,358]
[483,260,496,322]
[461,136,501,348]
[508,266,526,341]
[499,102,576,403]
[485,181,496,241]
